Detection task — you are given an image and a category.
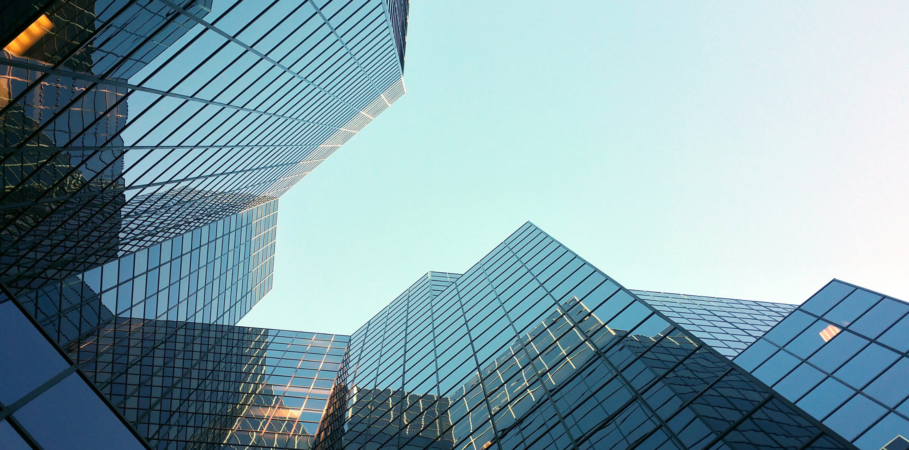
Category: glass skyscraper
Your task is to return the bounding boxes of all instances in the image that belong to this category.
[736,281,909,450]
[2,1,908,450]
[1,0,407,292]
[314,223,856,450]
[1,0,408,448]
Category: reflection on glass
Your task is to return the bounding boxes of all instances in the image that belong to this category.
[3,15,53,57]
[820,324,841,342]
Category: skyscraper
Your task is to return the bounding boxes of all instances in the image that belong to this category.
[314,223,860,450]
[1,0,409,448]
[3,1,908,450]
[1,0,407,291]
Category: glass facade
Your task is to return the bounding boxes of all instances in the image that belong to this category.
[72,319,348,449]
[0,289,148,450]
[16,198,277,350]
[0,1,409,447]
[4,3,906,448]
[736,280,909,450]
[0,0,408,292]
[632,290,796,359]
[315,223,851,450]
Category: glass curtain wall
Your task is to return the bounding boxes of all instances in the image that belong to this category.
[736,280,909,450]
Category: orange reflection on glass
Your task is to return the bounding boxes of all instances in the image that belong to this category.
[4,15,53,57]
[819,324,841,343]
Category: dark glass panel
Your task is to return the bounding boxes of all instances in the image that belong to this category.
[879,315,909,354]
[864,357,909,408]
[825,289,881,328]
[807,330,868,373]
[753,349,800,386]
[764,311,815,347]
[796,378,853,420]
[822,394,887,441]
[785,320,833,359]
[833,343,900,390]
[735,339,778,372]
[802,282,855,317]
[0,301,69,404]
[772,363,826,402]
[850,298,909,340]
[854,413,909,450]
[13,373,145,450]
[0,420,31,450]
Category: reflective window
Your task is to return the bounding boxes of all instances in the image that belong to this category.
[854,413,909,450]
[784,320,832,358]
[823,394,887,441]
[833,343,900,390]
[850,298,909,340]
[0,420,31,450]
[772,363,826,401]
[13,373,145,450]
[808,330,868,373]
[825,289,881,328]
[879,315,909,353]
[864,358,909,408]
[735,339,778,372]
[802,282,855,317]
[0,301,68,404]
[797,378,853,419]
[753,350,800,386]
[764,310,815,347]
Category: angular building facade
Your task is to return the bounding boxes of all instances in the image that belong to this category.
[314,223,859,450]
[3,1,909,450]
[0,0,409,448]
[1,0,407,292]
[736,281,909,450]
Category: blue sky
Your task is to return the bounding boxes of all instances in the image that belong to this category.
[239,1,909,335]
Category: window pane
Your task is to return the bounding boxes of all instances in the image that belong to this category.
[13,373,146,450]
[808,330,868,373]
[0,420,31,450]
[802,282,855,317]
[822,394,887,441]
[879,315,909,353]
[734,339,778,372]
[833,343,899,390]
[783,320,830,359]
[772,363,826,402]
[0,301,69,404]
[853,413,909,450]
[850,298,909,340]
[796,378,852,420]
[865,358,909,408]
[764,311,814,347]
[753,350,800,386]
[824,289,881,328]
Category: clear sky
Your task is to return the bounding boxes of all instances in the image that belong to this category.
[238,1,909,335]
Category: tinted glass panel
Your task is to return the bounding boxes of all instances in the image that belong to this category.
[13,373,146,450]
[764,310,815,347]
[802,282,855,317]
[772,363,826,402]
[822,394,887,441]
[0,420,31,450]
[833,343,899,390]
[854,413,909,450]
[879,315,909,353]
[808,330,868,373]
[0,301,69,404]
[797,378,852,419]
[864,358,909,408]
[850,298,909,340]
[825,289,881,328]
